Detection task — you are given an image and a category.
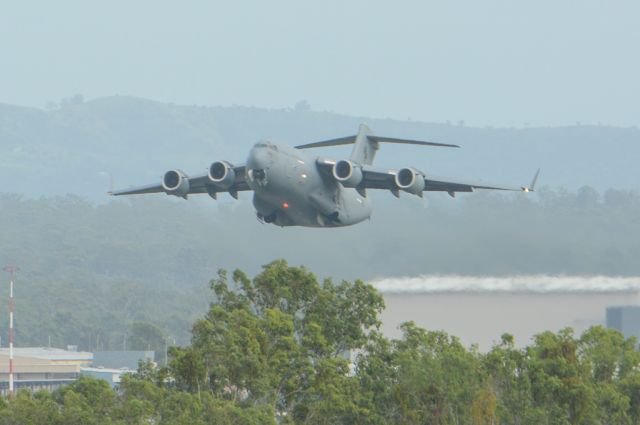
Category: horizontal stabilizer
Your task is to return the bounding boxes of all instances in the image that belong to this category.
[295,135,356,149]
[296,124,459,165]
[368,136,459,148]
[295,135,458,149]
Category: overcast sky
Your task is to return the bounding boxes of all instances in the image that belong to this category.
[2,0,639,127]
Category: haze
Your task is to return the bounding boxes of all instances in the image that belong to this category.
[2,0,639,127]
[1,0,640,356]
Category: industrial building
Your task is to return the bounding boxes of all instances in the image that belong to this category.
[0,347,158,394]
[80,367,133,388]
[375,275,640,351]
[93,350,155,370]
[0,347,93,396]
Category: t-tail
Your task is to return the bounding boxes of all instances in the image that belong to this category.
[295,123,459,165]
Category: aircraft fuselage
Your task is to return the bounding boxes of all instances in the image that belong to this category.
[245,142,372,227]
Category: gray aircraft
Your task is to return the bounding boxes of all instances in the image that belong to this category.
[111,124,538,227]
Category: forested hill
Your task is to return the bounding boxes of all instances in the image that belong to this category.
[1,188,639,350]
[2,96,639,351]
[2,95,639,199]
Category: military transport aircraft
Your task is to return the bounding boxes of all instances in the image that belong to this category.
[111,124,538,227]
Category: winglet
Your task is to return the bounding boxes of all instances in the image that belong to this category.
[105,172,115,196]
[522,169,540,192]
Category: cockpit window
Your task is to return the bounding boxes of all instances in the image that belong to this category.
[255,141,278,150]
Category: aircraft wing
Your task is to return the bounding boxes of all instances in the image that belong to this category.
[355,164,538,196]
[422,175,527,193]
[110,182,170,196]
[110,165,251,198]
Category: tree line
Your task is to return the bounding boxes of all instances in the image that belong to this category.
[1,261,638,424]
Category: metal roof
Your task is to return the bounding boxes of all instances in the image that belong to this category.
[0,347,93,361]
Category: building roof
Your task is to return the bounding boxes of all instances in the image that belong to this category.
[372,275,640,294]
[0,354,80,375]
[0,347,93,362]
[81,367,134,374]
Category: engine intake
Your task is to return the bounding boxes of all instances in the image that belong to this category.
[208,161,235,189]
[162,169,190,196]
[332,160,363,188]
[394,168,425,196]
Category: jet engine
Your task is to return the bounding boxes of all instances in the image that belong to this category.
[208,161,235,189]
[394,167,425,196]
[162,169,190,196]
[332,160,363,188]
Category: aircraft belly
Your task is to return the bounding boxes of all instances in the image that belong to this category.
[248,146,371,227]
[251,153,328,227]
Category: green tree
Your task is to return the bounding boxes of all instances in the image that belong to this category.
[578,326,640,425]
[358,322,487,425]
[0,390,63,425]
[169,260,383,422]
[526,328,596,425]
[483,333,543,424]
[2,261,640,424]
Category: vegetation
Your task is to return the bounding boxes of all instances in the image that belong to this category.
[1,186,639,351]
[1,261,639,424]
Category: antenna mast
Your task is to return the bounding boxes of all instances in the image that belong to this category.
[3,266,19,396]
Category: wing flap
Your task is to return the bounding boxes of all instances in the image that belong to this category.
[110,166,251,198]
[110,183,165,196]
[359,165,532,194]
[423,174,524,192]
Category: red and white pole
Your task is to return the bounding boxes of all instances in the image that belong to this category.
[3,266,19,396]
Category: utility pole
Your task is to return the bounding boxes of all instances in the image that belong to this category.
[3,266,19,396]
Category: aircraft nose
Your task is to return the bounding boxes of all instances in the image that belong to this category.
[246,143,273,187]
[247,143,272,170]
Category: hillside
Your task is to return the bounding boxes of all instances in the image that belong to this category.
[1,188,639,350]
[2,96,639,200]
[1,96,639,350]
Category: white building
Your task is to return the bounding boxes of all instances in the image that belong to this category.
[374,275,640,351]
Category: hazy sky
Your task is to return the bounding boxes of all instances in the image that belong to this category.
[2,1,639,127]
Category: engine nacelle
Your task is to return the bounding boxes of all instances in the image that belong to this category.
[332,160,363,188]
[208,161,235,189]
[162,169,190,196]
[394,167,425,196]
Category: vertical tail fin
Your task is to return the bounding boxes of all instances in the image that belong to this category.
[350,123,378,165]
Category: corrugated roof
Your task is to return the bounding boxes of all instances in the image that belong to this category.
[0,347,93,361]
